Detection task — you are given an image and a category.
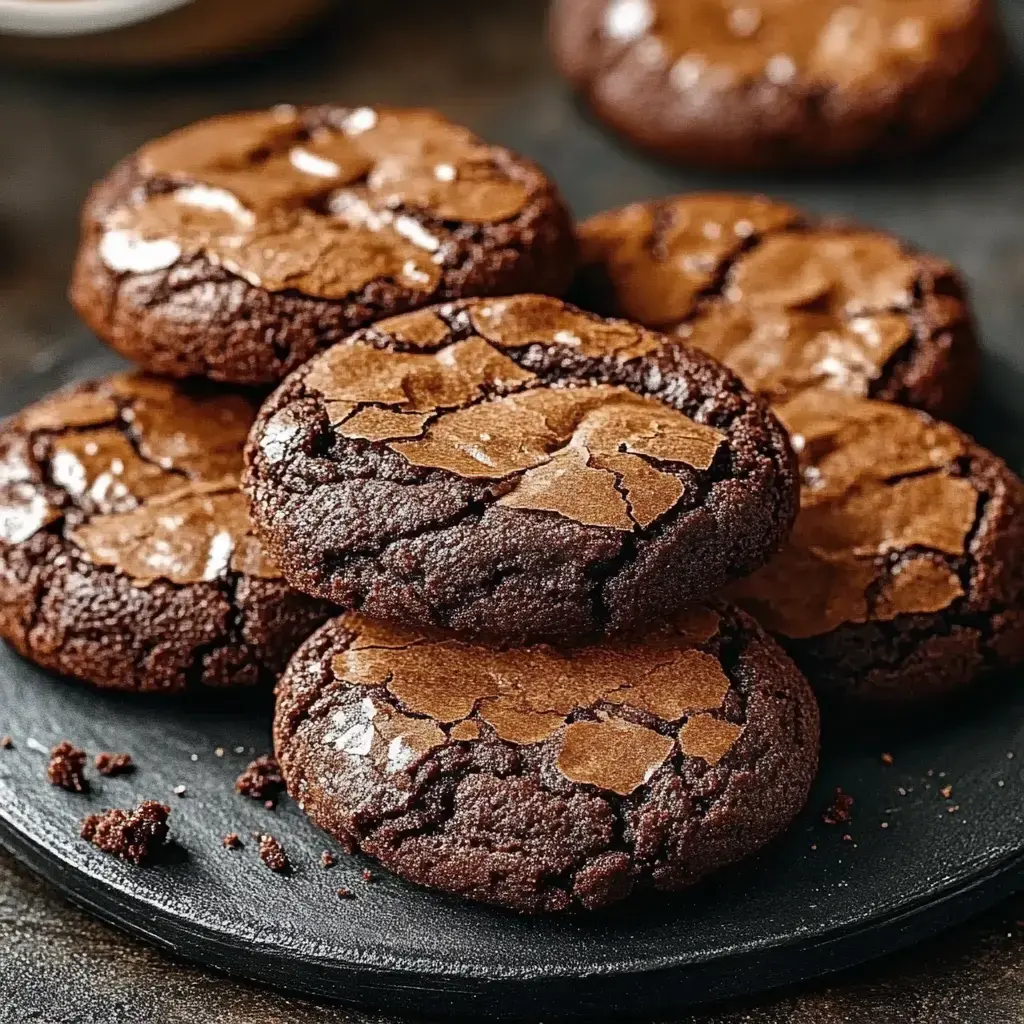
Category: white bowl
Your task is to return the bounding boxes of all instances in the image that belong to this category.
[0,0,331,65]
[0,0,194,37]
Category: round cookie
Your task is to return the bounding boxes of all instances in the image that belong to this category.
[0,373,334,693]
[70,105,576,386]
[729,391,1024,708]
[243,294,800,646]
[549,0,1001,169]
[274,602,820,912]
[573,194,979,420]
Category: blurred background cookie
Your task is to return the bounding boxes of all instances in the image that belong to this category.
[549,0,1002,169]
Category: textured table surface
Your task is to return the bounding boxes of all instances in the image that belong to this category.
[2,1,1024,1021]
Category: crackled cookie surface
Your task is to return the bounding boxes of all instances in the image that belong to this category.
[274,602,819,912]
[574,194,979,419]
[730,391,1024,707]
[244,294,799,645]
[0,373,333,693]
[550,0,1001,168]
[70,106,575,385]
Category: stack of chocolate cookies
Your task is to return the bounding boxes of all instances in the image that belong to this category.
[2,103,1021,914]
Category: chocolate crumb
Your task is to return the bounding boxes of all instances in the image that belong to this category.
[47,741,88,792]
[822,788,854,826]
[940,785,953,799]
[880,752,894,765]
[1,735,12,749]
[337,887,355,899]
[236,755,284,800]
[263,799,276,811]
[223,833,242,850]
[80,801,169,864]
[362,869,373,883]
[95,752,134,776]
[320,851,335,869]
[258,834,289,873]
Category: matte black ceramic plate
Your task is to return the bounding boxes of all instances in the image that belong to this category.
[2,2,1024,1016]
[2,634,1024,1020]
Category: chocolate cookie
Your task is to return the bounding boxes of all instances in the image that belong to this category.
[573,194,980,420]
[244,294,799,646]
[550,0,1001,169]
[0,373,333,693]
[729,391,1024,708]
[70,106,576,386]
[274,603,819,912]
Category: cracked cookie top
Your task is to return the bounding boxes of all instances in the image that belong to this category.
[96,106,537,299]
[244,294,799,645]
[273,602,820,912]
[0,373,276,585]
[573,194,978,419]
[70,106,577,387]
[729,392,979,638]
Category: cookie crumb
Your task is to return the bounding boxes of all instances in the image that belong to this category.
[223,833,242,850]
[842,833,853,842]
[947,804,961,814]
[822,787,854,826]
[264,799,276,811]
[215,747,225,758]
[47,741,88,792]
[190,754,199,762]
[320,851,335,869]
[881,821,889,829]
[236,755,284,800]
[880,752,893,765]
[258,834,289,873]
[80,801,170,864]
[234,745,246,755]
[173,785,187,797]
[362,869,373,883]
[337,887,355,900]
[940,785,953,799]
[1,735,12,749]
[95,752,134,777]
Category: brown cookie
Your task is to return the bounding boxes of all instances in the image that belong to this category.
[70,106,576,386]
[243,294,799,646]
[573,194,979,420]
[274,603,820,913]
[0,373,334,693]
[729,391,1024,708]
[549,0,1002,169]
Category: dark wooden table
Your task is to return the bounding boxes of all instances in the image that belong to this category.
[2,1,1024,1020]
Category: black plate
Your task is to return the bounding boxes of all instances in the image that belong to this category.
[2,641,1024,1020]
[2,2,1024,1017]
